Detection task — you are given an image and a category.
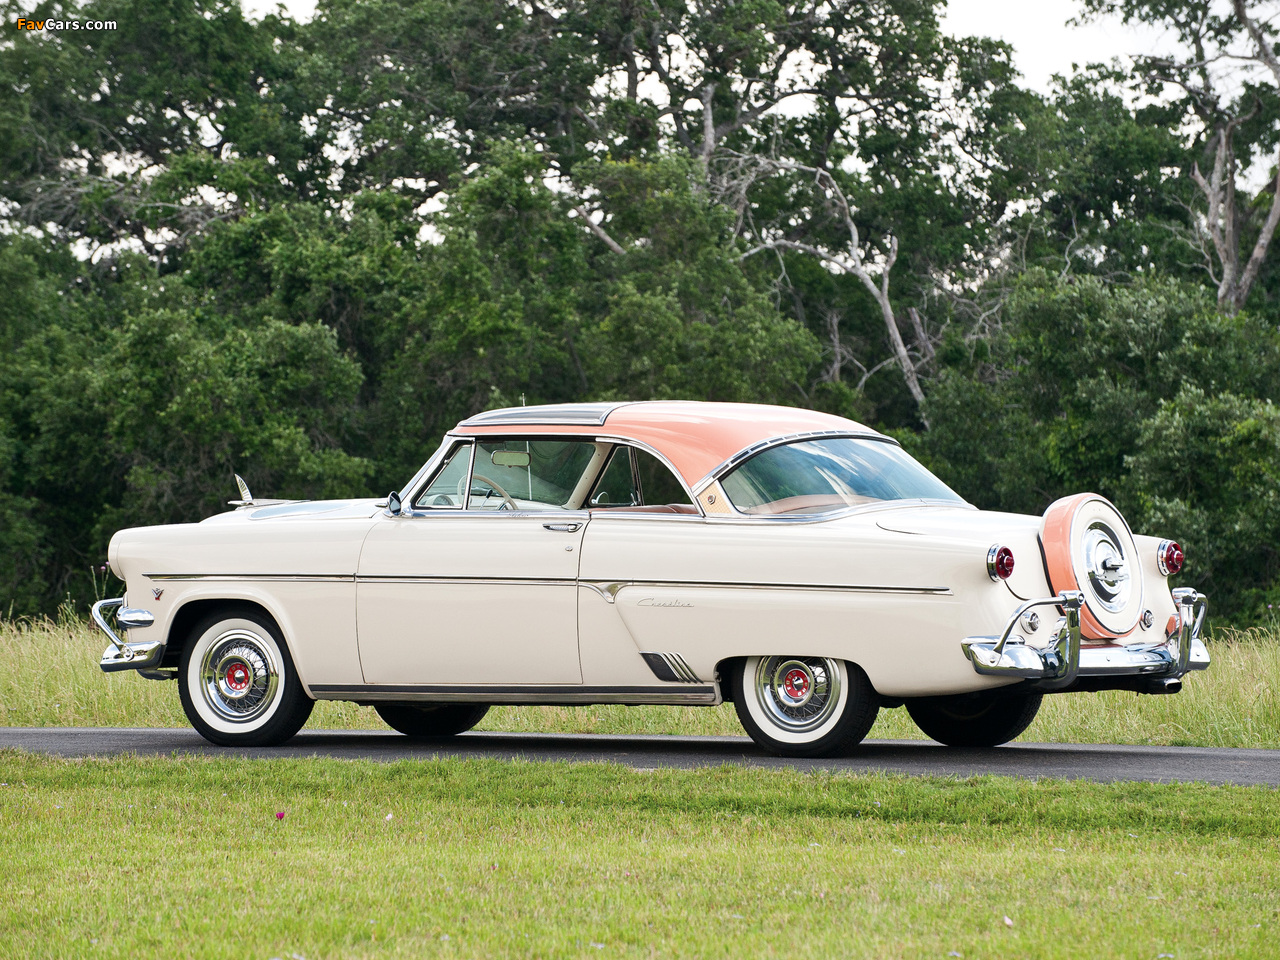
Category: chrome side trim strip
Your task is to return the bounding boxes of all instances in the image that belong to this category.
[145,573,950,596]
[310,683,719,705]
[361,576,577,587]
[580,579,952,603]
[146,573,357,582]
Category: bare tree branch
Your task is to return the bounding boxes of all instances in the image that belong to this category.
[573,205,626,255]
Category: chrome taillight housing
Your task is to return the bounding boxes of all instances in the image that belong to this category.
[1157,539,1184,576]
[987,544,1015,581]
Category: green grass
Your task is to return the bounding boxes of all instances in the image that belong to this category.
[3,617,1278,747]
[1,751,1276,959]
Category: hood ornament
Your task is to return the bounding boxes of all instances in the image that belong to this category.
[229,474,255,507]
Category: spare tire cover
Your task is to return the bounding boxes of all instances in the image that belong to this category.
[1040,493,1144,639]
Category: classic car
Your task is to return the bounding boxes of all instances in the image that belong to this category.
[95,401,1209,757]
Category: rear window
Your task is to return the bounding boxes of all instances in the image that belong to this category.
[720,437,963,516]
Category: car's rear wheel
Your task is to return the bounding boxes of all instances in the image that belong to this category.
[905,689,1042,747]
[178,610,313,747]
[733,656,879,757]
[375,703,490,738]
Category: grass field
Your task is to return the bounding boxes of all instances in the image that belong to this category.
[2,751,1277,959]
[2,617,1278,747]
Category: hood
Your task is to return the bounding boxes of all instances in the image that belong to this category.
[200,498,385,524]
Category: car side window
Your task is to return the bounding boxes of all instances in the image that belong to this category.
[470,439,598,510]
[588,446,694,510]
[588,448,638,507]
[636,449,694,506]
[414,442,473,508]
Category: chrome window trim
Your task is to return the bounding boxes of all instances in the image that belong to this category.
[402,436,473,513]
[459,402,637,427]
[592,435,703,516]
[459,439,479,510]
[397,434,460,507]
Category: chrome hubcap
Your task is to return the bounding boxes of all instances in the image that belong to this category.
[754,657,840,732]
[1082,521,1131,613]
[199,630,280,723]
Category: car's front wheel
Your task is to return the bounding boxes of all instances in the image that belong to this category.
[905,689,1042,747]
[178,610,314,747]
[733,656,879,757]
[374,703,490,738]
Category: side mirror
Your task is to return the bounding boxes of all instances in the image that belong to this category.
[387,490,403,516]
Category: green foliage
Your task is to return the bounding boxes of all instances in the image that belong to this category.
[3,0,1280,621]
[1127,389,1280,618]
[918,271,1280,618]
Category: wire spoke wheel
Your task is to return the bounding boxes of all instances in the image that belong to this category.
[734,655,878,757]
[198,630,280,724]
[753,657,842,734]
[179,611,313,747]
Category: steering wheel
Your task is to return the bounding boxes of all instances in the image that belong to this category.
[469,474,519,510]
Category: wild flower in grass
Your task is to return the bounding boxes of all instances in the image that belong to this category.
[1003,916,1014,927]
[275,811,285,820]
[385,813,393,821]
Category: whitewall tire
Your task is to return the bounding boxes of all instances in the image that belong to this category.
[178,610,313,747]
[733,656,879,757]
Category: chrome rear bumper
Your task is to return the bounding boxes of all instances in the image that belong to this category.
[93,597,164,672]
[962,588,1208,691]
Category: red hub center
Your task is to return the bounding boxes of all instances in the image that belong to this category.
[226,663,250,692]
[783,668,810,700]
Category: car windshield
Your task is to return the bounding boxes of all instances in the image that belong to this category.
[719,437,964,515]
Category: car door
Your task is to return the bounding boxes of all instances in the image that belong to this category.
[356,438,600,685]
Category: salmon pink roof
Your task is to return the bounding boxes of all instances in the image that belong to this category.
[454,401,880,489]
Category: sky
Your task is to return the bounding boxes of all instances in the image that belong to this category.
[240,0,1177,95]
[940,0,1176,93]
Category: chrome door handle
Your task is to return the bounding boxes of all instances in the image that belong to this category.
[543,522,582,532]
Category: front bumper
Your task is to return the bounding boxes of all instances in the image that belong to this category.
[93,597,164,673]
[962,588,1208,691]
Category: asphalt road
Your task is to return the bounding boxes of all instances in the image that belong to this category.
[1,727,1276,785]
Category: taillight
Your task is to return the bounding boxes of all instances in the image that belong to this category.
[987,544,1015,581]
[1157,540,1184,576]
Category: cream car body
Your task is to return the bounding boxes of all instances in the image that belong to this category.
[98,401,1209,756]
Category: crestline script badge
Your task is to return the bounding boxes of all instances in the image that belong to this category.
[637,598,693,608]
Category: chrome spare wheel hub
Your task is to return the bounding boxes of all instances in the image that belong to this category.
[200,631,279,723]
[1082,521,1131,614]
[756,657,841,733]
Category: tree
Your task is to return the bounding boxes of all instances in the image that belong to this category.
[1082,0,1280,313]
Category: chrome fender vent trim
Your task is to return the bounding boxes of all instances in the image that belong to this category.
[640,652,703,683]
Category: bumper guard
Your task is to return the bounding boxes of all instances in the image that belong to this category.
[962,588,1208,690]
[93,597,164,673]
